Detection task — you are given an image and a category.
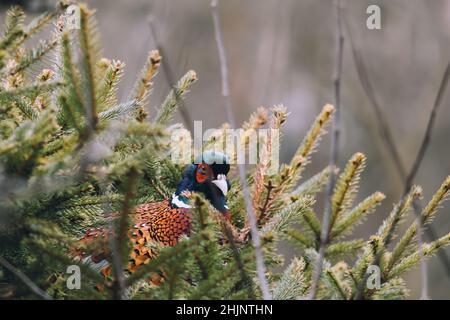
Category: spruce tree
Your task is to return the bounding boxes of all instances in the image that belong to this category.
[0,3,449,300]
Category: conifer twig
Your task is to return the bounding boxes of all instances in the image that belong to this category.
[309,0,344,300]
[0,256,52,300]
[210,0,272,300]
[353,186,421,299]
[155,70,197,125]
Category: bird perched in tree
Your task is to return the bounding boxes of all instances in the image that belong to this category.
[71,151,231,280]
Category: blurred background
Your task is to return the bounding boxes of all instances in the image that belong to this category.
[1,0,449,299]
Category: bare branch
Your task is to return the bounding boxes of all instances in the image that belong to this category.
[345,19,406,181]
[210,0,272,300]
[345,12,450,298]
[0,256,52,300]
[147,15,193,132]
[353,59,450,300]
[404,61,450,194]
[309,0,344,300]
[405,61,450,299]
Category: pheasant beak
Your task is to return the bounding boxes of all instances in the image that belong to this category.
[211,174,228,196]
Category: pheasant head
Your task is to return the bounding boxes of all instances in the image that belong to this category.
[171,151,231,220]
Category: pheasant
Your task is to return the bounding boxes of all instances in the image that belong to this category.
[71,151,231,281]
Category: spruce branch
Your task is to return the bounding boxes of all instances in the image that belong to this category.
[291,165,338,198]
[2,6,24,38]
[0,110,58,170]
[325,239,364,260]
[385,176,450,276]
[58,31,85,135]
[155,70,197,125]
[7,37,58,77]
[273,257,308,300]
[353,187,422,299]
[13,96,38,120]
[352,235,381,284]
[243,106,269,131]
[78,4,101,133]
[389,233,450,279]
[0,6,25,51]
[285,104,334,193]
[252,106,291,221]
[262,197,314,235]
[300,209,322,240]
[252,107,282,219]
[97,59,125,110]
[98,100,140,122]
[188,252,253,299]
[285,228,315,249]
[57,95,83,134]
[330,152,366,230]
[371,277,408,300]
[331,191,385,240]
[0,81,63,104]
[9,6,62,51]
[324,268,348,300]
[294,104,335,166]
[23,10,58,40]
[422,176,450,223]
[129,50,161,105]
[378,186,422,247]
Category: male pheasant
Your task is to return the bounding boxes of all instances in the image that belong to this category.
[71,151,231,280]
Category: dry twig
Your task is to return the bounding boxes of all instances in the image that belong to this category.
[309,0,344,300]
[0,256,52,300]
[210,0,272,300]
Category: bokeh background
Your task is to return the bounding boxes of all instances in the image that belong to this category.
[1,0,449,299]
